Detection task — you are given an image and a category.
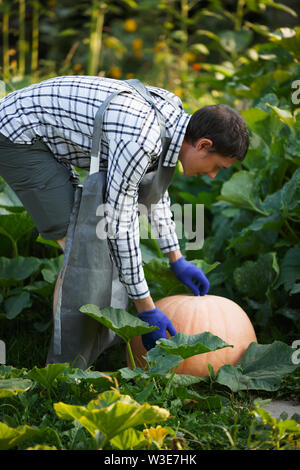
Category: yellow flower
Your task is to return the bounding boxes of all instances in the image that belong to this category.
[109,66,122,79]
[126,73,134,79]
[154,41,167,52]
[132,38,143,51]
[10,60,17,68]
[143,425,169,449]
[164,21,173,30]
[89,384,97,393]
[133,50,143,59]
[184,51,197,63]
[105,36,120,49]
[174,88,183,98]
[124,19,138,32]
[74,63,82,72]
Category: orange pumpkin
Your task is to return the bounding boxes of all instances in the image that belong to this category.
[129,295,257,377]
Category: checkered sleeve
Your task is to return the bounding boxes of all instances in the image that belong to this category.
[105,138,151,300]
[147,191,180,253]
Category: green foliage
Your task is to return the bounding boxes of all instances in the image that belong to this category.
[216,341,299,392]
[155,331,232,359]
[79,305,158,343]
[0,0,299,451]
[0,378,32,398]
[54,390,169,449]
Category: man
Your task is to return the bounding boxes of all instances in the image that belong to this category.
[0,75,249,358]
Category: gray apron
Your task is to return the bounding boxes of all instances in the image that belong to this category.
[46,79,179,369]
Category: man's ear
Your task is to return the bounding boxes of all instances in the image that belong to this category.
[195,138,214,152]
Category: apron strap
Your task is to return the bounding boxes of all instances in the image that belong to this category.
[126,79,166,143]
[90,90,128,175]
[89,79,169,175]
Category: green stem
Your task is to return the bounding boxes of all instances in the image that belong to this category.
[2,1,10,80]
[88,0,105,76]
[162,363,179,400]
[11,238,18,258]
[180,0,189,78]
[284,219,300,242]
[235,0,246,30]
[100,436,108,450]
[126,341,136,370]
[31,0,39,77]
[18,0,26,78]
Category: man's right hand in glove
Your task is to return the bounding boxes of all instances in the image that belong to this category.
[137,306,177,350]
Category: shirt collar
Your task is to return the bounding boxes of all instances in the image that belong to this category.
[163,112,191,167]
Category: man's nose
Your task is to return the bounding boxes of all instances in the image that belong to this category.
[208,169,219,179]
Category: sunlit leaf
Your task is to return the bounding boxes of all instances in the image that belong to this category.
[0,378,32,398]
[0,422,44,450]
[54,390,169,444]
[110,428,147,450]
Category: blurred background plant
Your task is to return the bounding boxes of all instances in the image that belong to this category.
[0,0,300,368]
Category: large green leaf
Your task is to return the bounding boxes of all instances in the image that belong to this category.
[154,332,232,360]
[268,26,300,58]
[63,368,117,388]
[0,378,32,398]
[54,390,169,444]
[110,428,147,450]
[233,252,279,300]
[219,171,266,214]
[118,353,184,380]
[219,29,253,53]
[280,168,300,220]
[0,212,35,244]
[216,341,298,392]
[27,363,69,390]
[4,291,32,319]
[266,104,295,128]
[41,255,64,284]
[0,257,42,287]
[79,305,158,343]
[0,422,44,450]
[276,247,300,293]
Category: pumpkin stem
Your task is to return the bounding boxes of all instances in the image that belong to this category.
[126,341,137,370]
[162,364,180,400]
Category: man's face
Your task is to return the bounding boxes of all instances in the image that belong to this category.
[179,138,237,179]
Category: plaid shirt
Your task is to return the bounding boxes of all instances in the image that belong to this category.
[0,75,190,299]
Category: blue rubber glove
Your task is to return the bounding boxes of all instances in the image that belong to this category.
[138,307,177,350]
[170,255,210,296]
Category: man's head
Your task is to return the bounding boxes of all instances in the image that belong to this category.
[179,104,249,178]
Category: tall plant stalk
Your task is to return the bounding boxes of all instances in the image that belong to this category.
[180,0,189,77]
[235,0,247,31]
[18,0,26,78]
[1,0,10,80]
[88,0,106,76]
[31,0,39,78]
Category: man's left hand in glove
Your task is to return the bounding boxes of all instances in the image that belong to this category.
[170,255,210,296]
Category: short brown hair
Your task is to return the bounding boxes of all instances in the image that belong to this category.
[185,104,249,161]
